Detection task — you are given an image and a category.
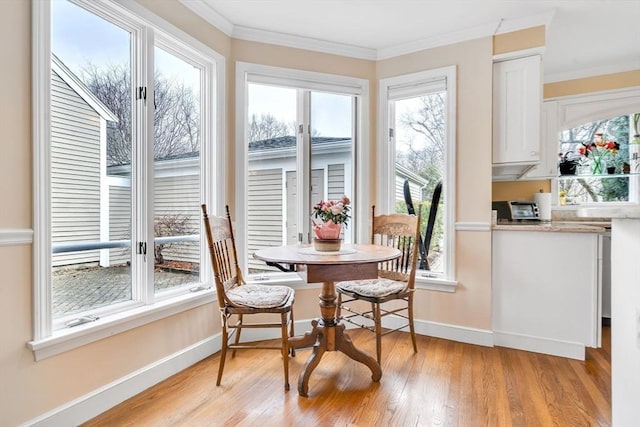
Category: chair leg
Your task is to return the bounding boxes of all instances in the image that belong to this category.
[281,312,290,391]
[408,295,417,354]
[373,302,382,365]
[289,309,296,357]
[337,293,342,319]
[217,315,229,386]
[232,313,243,357]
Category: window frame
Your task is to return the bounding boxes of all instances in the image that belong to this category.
[30,0,226,360]
[378,66,457,289]
[550,87,640,207]
[235,62,369,282]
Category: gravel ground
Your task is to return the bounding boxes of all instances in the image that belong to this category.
[52,265,199,318]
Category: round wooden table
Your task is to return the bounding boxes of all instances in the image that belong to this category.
[254,243,400,397]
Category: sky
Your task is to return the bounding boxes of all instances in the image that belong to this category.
[52,0,352,138]
[248,84,352,138]
[52,0,199,93]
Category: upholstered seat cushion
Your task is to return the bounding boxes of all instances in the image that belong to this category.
[337,278,407,298]
[227,284,294,308]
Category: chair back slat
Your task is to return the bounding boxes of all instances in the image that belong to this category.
[201,204,244,308]
[370,206,422,288]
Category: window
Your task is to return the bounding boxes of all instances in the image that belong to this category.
[553,88,640,206]
[379,67,456,284]
[235,63,368,278]
[31,0,223,355]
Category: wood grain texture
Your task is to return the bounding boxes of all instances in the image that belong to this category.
[83,327,611,426]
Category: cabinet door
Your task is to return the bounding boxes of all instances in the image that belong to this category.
[523,100,559,179]
[492,230,602,359]
[492,55,542,164]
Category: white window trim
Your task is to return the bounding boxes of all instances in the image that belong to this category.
[378,66,457,284]
[550,86,640,207]
[234,62,370,276]
[30,0,226,359]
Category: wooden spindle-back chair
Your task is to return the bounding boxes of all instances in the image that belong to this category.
[337,205,421,364]
[201,204,295,390]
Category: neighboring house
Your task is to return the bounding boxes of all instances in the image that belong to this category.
[51,55,201,269]
[396,163,428,202]
[51,63,425,272]
[50,54,117,268]
[246,135,427,272]
[107,153,201,267]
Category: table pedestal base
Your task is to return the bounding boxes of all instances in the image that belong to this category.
[288,280,382,397]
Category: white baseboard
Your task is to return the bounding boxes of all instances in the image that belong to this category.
[24,335,222,427]
[493,330,585,360]
[313,315,494,348]
[27,316,585,426]
[381,316,494,347]
[23,318,313,427]
[415,319,494,347]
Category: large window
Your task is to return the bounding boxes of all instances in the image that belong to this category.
[379,67,456,284]
[552,88,640,206]
[32,0,222,355]
[236,64,367,278]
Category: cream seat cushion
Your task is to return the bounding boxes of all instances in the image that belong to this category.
[227,284,293,308]
[337,278,407,298]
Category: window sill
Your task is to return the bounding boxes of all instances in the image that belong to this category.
[415,275,458,292]
[247,273,457,292]
[27,290,216,361]
[247,274,316,290]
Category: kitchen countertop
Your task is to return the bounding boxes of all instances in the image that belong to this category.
[493,221,607,233]
[576,204,640,219]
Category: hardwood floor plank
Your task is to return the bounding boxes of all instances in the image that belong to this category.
[83,327,611,427]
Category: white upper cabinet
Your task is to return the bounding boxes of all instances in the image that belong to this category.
[522,100,559,179]
[492,55,542,166]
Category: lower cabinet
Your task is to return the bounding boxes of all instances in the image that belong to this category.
[492,229,602,360]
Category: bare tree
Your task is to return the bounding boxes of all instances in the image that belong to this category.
[397,92,446,195]
[81,62,200,166]
[247,113,291,142]
[153,213,193,265]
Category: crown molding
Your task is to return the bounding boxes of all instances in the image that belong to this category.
[232,25,377,60]
[495,10,555,35]
[377,10,553,60]
[181,1,554,61]
[178,0,233,35]
[545,59,640,83]
[377,22,498,60]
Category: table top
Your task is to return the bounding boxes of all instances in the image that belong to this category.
[254,243,400,265]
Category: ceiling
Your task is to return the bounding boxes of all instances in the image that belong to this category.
[181,0,640,83]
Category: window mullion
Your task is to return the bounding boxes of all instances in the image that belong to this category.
[131,26,155,303]
[297,90,312,244]
[33,0,53,340]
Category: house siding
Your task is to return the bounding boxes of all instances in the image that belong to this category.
[328,163,345,200]
[395,175,424,204]
[154,174,200,264]
[51,69,101,267]
[108,183,131,266]
[247,168,283,272]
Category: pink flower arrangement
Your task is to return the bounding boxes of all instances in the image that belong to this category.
[312,196,351,239]
[312,196,351,225]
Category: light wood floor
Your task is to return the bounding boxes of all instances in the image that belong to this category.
[84,327,611,426]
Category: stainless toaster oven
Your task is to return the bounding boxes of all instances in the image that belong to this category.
[492,201,540,221]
